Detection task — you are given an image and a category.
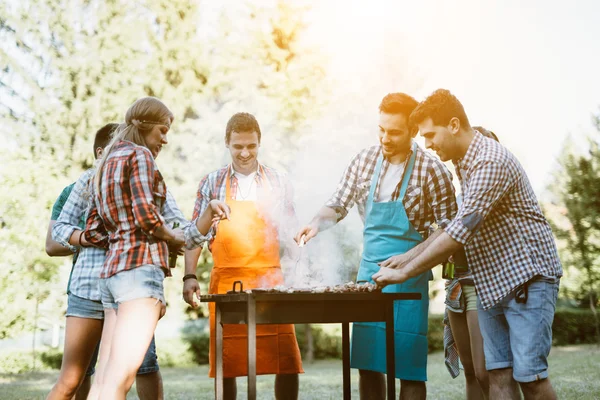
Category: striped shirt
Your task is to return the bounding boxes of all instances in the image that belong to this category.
[325,143,457,238]
[85,140,189,278]
[445,132,562,309]
[185,163,295,249]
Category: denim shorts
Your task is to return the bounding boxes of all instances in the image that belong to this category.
[66,293,104,320]
[99,264,166,309]
[477,276,559,382]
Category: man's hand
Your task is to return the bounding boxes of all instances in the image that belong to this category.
[169,227,185,248]
[372,266,409,287]
[183,278,202,308]
[379,253,410,269]
[167,237,185,255]
[209,199,230,222]
[294,224,318,245]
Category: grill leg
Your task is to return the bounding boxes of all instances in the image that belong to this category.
[342,322,351,400]
[386,300,396,400]
[247,296,257,400]
[216,304,224,400]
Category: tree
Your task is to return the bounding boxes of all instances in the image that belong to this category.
[549,117,600,343]
[0,0,329,339]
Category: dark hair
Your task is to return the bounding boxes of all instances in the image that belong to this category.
[225,112,261,143]
[473,126,499,142]
[379,93,419,134]
[409,89,471,130]
[93,123,118,158]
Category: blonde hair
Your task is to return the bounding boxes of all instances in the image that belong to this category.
[94,97,174,194]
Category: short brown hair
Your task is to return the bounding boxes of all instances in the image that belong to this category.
[93,123,118,158]
[379,92,419,116]
[225,112,261,143]
[409,89,470,129]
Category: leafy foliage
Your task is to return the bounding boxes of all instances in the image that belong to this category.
[0,0,328,339]
[548,116,600,343]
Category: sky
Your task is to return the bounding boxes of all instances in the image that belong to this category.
[302,0,600,196]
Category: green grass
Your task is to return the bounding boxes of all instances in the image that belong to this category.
[1,345,599,399]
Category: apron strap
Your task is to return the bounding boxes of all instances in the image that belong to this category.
[367,153,385,205]
[398,142,418,200]
[367,142,418,206]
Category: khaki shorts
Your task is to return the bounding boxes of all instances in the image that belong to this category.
[462,284,478,312]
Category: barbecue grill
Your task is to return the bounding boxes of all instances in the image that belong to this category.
[201,281,422,400]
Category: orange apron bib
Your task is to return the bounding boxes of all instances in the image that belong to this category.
[208,168,303,378]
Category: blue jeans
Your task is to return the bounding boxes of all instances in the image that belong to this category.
[477,276,559,382]
[65,293,159,375]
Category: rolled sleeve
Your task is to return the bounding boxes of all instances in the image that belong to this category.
[53,172,94,252]
[185,175,215,249]
[445,160,515,245]
[129,148,164,235]
[425,161,457,230]
[324,153,361,221]
[184,220,214,250]
[445,218,473,245]
[84,196,109,248]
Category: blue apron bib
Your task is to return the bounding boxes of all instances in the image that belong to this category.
[350,143,431,381]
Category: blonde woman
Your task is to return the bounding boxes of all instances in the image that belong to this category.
[83,97,186,399]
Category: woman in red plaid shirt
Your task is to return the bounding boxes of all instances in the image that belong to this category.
[84,97,185,399]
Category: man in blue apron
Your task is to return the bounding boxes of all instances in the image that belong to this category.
[295,92,458,399]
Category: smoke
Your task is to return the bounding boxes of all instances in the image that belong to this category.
[258,107,378,287]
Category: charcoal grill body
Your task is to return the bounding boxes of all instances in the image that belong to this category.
[201,291,421,400]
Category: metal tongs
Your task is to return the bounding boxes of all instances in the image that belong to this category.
[294,234,306,270]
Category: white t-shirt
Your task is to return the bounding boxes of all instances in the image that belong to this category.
[377,162,406,203]
[233,170,258,201]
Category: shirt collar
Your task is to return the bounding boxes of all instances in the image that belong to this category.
[454,131,483,171]
[229,162,261,179]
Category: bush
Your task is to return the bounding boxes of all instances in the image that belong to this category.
[0,348,61,373]
[552,308,600,345]
[156,337,196,368]
[0,350,36,374]
[295,324,342,360]
[39,348,63,370]
[427,315,444,353]
[181,319,210,365]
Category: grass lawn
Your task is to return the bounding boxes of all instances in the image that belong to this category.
[1,345,598,399]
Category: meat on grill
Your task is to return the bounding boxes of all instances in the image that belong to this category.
[244,281,380,294]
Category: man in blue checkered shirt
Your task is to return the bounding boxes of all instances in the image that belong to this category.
[374,89,562,400]
[296,93,458,399]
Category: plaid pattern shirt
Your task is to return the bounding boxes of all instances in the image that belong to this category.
[185,163,295,249]
[325,143,457,238]
[57,165,189,297]
[445,132,562,309]
[53,169,106,300]
[85,140,189,278]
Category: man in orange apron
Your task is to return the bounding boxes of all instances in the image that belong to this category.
[183,112,303,399]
